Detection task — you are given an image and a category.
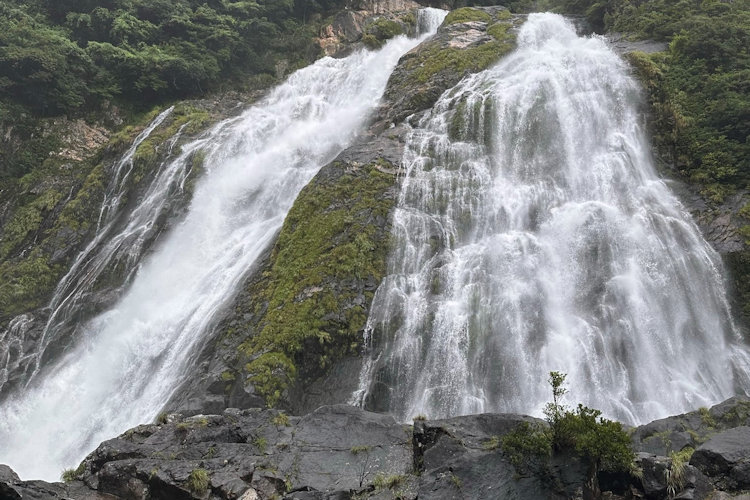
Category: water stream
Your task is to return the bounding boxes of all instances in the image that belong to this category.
[354,13,750,425]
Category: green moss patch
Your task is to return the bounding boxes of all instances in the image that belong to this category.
[362,17,406,49]
[132,104,210,182]
[382,13,518,124]
[239,159,397,406]
[406,38,515,86]
[400,17,516,89]
[0,251,63,319]
[444,7,492,25]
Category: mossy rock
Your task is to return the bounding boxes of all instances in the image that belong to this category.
[132,104,210,183]
[361,16,408,49]
[444,7,492,25]
[234,157,399,407]
[381,7,519,125]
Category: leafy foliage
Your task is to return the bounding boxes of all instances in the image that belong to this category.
[502,372,634,485]
[0,0,347,118]
[501,421,553,471]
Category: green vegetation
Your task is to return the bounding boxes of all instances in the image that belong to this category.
[450,473,462,488]
[271,412,291,427]
[350,445,371,454]
[254,436,268,454]
[176,416,208,431]
[363,17,405,49]
[132,104,209,179]
[60,462,85,483]
[373,473,406,490]
[482,435,501,450]
[502,372,634,490]
[698,407,716,428]
[501,421,553,470]
[444,7,492,25]
[0,0,349,119]
[402,12,516,87]
[666,447,694,497]
[238,159,397,406]
[187,468,210,495]
[0,251,64,321]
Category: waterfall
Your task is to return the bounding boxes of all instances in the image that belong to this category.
[0,9,446,481]
[354,13,750,425]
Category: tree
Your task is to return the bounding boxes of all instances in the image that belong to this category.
[503,372,635,497]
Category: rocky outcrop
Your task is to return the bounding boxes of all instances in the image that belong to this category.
[317,0,422,57]
[631,397,750,458]
[626,397,750,499]
[692,427,750,491]
[379,6,519,125]
[7,398,750,499]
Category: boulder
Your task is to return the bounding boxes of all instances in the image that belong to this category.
[692,426,750,491]
[75,405,413,499]
[631,397,750,457]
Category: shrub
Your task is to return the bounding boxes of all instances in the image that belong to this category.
[502,372,635,491]
[187,468,209,495]
[272,412,291,427]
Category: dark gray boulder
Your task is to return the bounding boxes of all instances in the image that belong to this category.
[70,405,413,500]
[691,426,750,491]
[631,397,750,457]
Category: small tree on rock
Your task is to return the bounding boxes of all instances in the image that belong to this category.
[503,372,635,499]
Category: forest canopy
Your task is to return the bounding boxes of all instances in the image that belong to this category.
[0,0,347,115]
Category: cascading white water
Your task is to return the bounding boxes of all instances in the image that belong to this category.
[354,13,750,425]
[0,108,180,394]
[0,9,447,481]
